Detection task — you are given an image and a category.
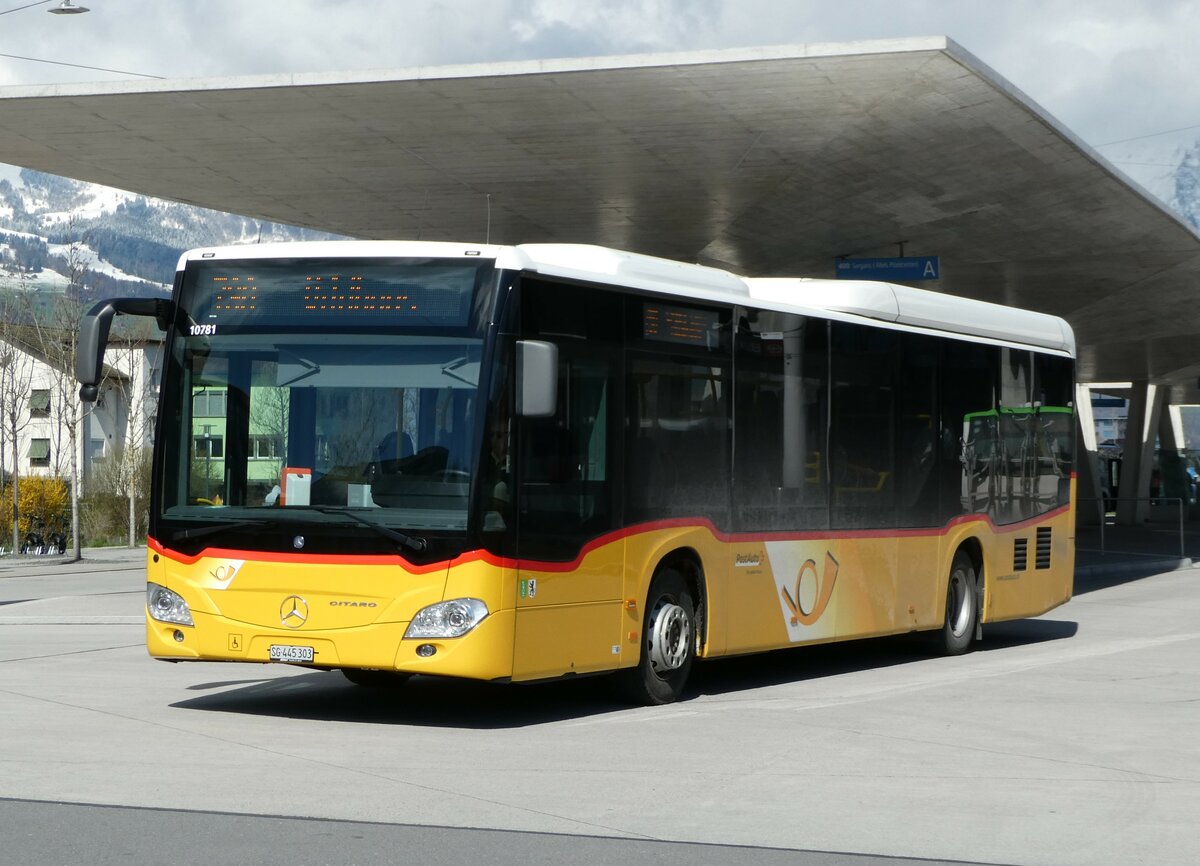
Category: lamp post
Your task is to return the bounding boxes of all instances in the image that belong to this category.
[48,1,89,14]
[0,0,90,14]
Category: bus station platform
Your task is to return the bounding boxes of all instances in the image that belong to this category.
[1074,520,1200,586]
[0,544,145,578]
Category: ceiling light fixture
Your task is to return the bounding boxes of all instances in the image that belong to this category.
[48,0,88,13]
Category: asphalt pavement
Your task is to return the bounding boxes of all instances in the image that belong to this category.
[0,532,1197,866]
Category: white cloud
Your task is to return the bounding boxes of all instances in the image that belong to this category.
[0,0,1195,152]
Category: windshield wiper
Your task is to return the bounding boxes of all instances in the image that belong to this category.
[277,348,322,387]
[440,356,477,387]
[171,517,275,542]
[310,507,428,552]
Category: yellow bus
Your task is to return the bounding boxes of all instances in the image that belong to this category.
[77,242,1075,704]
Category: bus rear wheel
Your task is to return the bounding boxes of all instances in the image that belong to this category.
[341,669,412,688]
[940,551,978,655]
[619,568,696,705]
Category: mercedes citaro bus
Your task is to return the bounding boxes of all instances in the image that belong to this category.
[77,242,1075,704]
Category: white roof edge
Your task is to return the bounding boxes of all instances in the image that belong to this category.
[174,240,748,301]
[746,278,1075,356]
[171,240,1074,356]
[176,240,502,270]
[0,37,951,101]
[501,243,748,302]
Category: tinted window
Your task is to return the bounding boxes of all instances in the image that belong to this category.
[629,356,731,528]
[895,334,939,528]
[628,300,731,529]
[1035,353,1075,511]
[830,323,897,530]
[941,340,997,523]
[517,280,621,560]
[733,309,828,531]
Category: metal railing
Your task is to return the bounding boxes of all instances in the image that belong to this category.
[1077,497,1186,559]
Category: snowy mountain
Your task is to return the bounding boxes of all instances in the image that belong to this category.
[0,167,341,304]
[1172,142,1200,230]
[1082,131,1200,234]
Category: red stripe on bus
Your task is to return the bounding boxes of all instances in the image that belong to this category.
[148,502,1071,576]
[147,537,448,574]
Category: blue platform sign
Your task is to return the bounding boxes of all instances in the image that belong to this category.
[835,256,940,281]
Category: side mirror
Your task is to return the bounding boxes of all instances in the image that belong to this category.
[77,297,173,402]
[515,340,558,418]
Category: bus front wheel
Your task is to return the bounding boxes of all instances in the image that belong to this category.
[619,567,696,705]
[940,551,978,655]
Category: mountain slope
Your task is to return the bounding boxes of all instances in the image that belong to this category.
[0,168,342,302]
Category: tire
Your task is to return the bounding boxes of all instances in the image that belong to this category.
[619,567,696,705]
[341,668,412,688]
[939,550,978,655]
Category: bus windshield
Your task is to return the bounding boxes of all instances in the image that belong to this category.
[156,257,500,539]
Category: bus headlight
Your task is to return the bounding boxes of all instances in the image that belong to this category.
[405,598,488,639]
[147,583,194,626]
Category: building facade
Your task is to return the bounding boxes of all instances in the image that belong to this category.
[0,332,161,488]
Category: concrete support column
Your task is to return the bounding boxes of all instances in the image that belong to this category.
[1073,384,1104,527]
[1168,404,1187,452]
[1116,381,1163,525]
[1158,403,1191,512]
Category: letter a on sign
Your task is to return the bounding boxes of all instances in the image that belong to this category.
[923,259,938,278]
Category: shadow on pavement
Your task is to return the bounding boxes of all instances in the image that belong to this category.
[1073,562,1191,595]
[692,618,1077,697]
[171,670,620,728]
[170,616,1077,728]
[973,617,1079,648]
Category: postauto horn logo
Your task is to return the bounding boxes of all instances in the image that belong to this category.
[780,552,840,626]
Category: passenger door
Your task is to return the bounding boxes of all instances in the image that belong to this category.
[511,280,625,680]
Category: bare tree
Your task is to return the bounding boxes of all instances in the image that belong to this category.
[19,222,90,559]
[106,329,160,546]
[27,299,85,559]
[63,218,89,557]
[0,329,35,553]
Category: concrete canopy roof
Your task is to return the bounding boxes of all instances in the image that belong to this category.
[1,36,1198,389]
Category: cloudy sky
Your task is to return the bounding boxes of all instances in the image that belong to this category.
[1,0,1197,192]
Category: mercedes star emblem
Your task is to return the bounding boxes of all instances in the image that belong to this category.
[280,595,309,628]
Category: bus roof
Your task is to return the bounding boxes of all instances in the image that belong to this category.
[178,240,1075,356]
[745,278,1076,356]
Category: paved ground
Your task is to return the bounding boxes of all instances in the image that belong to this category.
[0,536,1197,865]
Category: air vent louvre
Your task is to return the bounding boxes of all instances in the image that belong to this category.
[1013,537,1028,571]
[1036,527,1052,569]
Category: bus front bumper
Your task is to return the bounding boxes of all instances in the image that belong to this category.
[147,607,516,681]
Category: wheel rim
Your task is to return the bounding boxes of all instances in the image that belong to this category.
[947,570,973,638]
[648,598,690,674]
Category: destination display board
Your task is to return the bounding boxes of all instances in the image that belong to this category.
[642,302,721,346]
[181,260,489,330]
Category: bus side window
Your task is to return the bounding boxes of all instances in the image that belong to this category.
[940,340,998,523]
[516,279,620,562]
[732,310,827,532]
[627,356,730,528]
[830,322,895,530]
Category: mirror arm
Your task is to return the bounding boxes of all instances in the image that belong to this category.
[76,297,173,402]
